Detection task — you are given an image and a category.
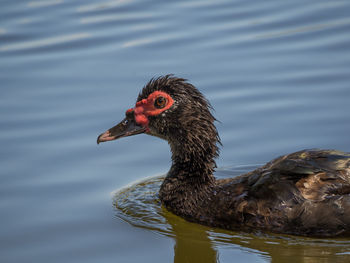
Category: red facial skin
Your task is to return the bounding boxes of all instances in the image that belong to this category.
[126,91,174,130]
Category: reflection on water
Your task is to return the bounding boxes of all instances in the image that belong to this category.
[76,0,132,13]
[0,33,91,52]
[28,0,63,8]
[113,166,350,262]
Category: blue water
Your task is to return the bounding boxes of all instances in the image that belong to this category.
[1,0,350,262]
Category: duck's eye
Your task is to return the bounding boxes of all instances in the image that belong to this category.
[154,96,167,109]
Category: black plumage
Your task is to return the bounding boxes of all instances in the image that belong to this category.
[98,75,350,237]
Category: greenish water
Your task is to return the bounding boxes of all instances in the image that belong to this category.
[114,167,350,263]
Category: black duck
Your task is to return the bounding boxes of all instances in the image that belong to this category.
[98,75,350,237]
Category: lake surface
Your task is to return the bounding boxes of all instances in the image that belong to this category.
[1,0,350,262]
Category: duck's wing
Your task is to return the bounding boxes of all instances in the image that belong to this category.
[244,149,350,236]
[256,149,350,199]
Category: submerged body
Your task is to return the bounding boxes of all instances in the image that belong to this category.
[98,75,350,237]
[161,149,350,237]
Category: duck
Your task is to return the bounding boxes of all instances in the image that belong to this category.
[97,75,350,237]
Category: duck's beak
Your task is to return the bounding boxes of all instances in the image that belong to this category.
[97,114,146,144]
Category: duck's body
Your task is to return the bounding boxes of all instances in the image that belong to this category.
[98,75,350,237]
[161,149,350,236]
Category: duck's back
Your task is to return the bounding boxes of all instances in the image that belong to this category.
[214,149,350,236]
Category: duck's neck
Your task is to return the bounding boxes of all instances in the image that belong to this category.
[159,134,219,217]
[169,140,216,183]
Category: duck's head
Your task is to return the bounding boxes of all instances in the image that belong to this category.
[97,75,220,167]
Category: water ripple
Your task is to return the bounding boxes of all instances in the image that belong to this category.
[79,12,154,25]
[0,32,91,52]
[77,0,131,13]
[28,0,63,8]
[113,169,350,261]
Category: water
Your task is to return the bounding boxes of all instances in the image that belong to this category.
[1,0,350,262]
[114,168,350,263]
